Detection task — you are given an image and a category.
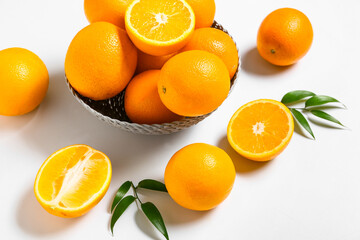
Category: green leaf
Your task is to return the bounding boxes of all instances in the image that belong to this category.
[290,108,315,139]
[310,110,345,127]
[281,90,316,104]
[137,179,168,192]
[141,202,169,240]
[111,181,132,212]
[111,195,136,234]
[305,95,345,108]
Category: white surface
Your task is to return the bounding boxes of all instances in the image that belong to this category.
[1,0,360,239]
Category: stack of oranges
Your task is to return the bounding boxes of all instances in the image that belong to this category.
[65,0,239,124]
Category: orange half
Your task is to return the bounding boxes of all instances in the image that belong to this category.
[227,99,294,162]
[125,0,195,56]
[34,145,112,218]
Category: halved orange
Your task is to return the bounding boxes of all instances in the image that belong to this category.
[227,99,294,162]
[125,0,195,56]
[34,145,112,218]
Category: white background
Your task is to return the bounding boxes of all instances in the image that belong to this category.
[1,0,360,239]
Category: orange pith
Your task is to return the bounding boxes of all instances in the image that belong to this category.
[227,99,294,162]
[125,0,195,56]
[34,145,112,218]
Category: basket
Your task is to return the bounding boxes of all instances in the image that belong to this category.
[66,21,240,135]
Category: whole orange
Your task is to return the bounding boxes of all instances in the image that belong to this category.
[185,0,216,28]
[136,50,175,74]
[158,50,230,117]
[0,48,49,116]
[65,22,137,100]
[84,0,133,29]
[125,70,183,124]
[181,28,239,78]
[165,143,236,211]
[257,8,313,66]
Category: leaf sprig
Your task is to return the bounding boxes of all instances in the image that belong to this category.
[111,179,169,240]
[281,90,347,139]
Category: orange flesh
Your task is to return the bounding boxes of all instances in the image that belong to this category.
[129,0,192,42]
[230,102,291,153]
[37,146,110,209]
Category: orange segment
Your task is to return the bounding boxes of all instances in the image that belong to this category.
[227,99,294,162]
[125,0,195,56]
[34,145,112,218]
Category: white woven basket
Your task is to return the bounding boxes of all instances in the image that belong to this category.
[66,21,240,135]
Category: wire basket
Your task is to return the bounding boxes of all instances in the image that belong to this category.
[66,21,240,135]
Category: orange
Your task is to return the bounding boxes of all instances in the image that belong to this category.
[136,50,175,74]
[158,50,230,117]
[34,145,112,218]
[125,0,195,56]
[0,48,49,116]
[125,70,183,124]
[227,99,294,162]
[181,28,239,78]
[257,8,313,66]
[65,22,137,100]
[84,0,133,29]
[185,0,216,28]
[165,143,235,211]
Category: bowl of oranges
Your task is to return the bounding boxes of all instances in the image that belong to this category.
[65,0,240,135]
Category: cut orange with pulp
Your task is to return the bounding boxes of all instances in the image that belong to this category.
[34,145,112,218]
[125,0,195,56]
[227,99,294,162]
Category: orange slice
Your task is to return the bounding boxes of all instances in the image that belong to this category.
[125,0,195,56]
[227,99,294,162]
[34,145,112,218]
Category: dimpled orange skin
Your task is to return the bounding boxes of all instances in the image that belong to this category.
[165,143,236,211]
[0,48,49,116]
[135,50,176,74]
[257,8,313,66]
[84,0,133,29]
[65,22,137,100]
[158,50,230,117]
[181,28,239,78]
[125,70,183,124]
[186,0,216,28]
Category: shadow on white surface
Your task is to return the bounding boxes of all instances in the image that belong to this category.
[308,115,348,130]
[0,106,38,133]
[18,70,192,168]
[16,188,80,236]
[134,209,163,240]
[217,136,271,173]
[293,119,316,140]
[241,47,293,76]
[137,190,211,226]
